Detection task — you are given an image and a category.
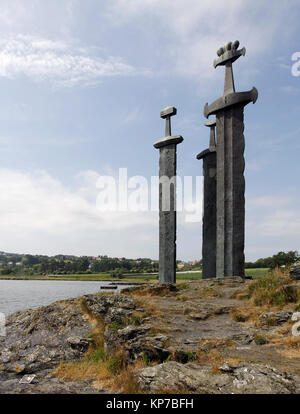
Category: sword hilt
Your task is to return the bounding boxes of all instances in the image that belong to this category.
[205,119,217,150]
[160,106,177,137]
[213,40,246,96]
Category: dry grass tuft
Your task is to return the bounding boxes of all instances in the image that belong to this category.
[230,306,261,325]
[232,268,299,309]
[55,349,144,393]
[191,338,242,369]
[134,298,164,320]
[197,287,223,299]
[269,336,300,359]
[125,284,178,298]
[156,386,196,394]
[196,348,243,368]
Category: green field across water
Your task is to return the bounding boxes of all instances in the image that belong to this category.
[0,268,269,282]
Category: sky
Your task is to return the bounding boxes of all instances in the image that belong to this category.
[0,0,299,261]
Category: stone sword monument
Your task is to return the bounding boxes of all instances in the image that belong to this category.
[197,120,217,279]
[154,106,183,284]
[204,40,258,278]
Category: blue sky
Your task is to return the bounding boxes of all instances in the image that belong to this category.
[0,0,299,261]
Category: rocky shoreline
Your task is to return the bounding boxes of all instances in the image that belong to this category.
[1,277,300,394]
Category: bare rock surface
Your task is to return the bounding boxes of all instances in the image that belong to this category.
[138,361,300,394]
[290,262,300,280]
[0,299,91,375]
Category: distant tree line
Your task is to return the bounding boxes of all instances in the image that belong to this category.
[0,250,298,276]
[245,251,299,269]
[0,253,158,275]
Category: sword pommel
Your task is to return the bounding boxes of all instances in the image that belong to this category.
[160,106,177,119]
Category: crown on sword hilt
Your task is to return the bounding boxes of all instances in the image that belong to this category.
[213,40,246,69]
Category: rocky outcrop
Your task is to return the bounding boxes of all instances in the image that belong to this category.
[0,299,92,376]
[259,310,293,326]
[1,277,300,394]
[137,361,300,394]
[290,262,300,280]
[0,293,139,393]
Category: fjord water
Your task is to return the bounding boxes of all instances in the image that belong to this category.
[0,280,122,315]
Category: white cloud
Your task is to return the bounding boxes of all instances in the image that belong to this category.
[0,34,149,87]
[0,168,298,260]
[0,168,160,257]
[0,1,296,87]
[254,210,300,238]
[0,168,158,233]
[247,196,294,208]
[106,0,298,81]
[245,195,300,258]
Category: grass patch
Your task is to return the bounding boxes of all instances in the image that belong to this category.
[55,295,145,393]
[85,347,106,362]
[230,306,261,325]
[246,268,269,279]
[185,351,197,362]
[177,283,190,290]
[129,313,144,326]
[235,268,298,308]
[197,287,222,299]
[55,349,143,393]
[230,290,250,300]
[231,311,248,323]
[194,338,242,369]
[254,335,268,345]
[109,320,126,332]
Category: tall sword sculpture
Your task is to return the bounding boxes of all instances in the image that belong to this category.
[204,40,258,278]
[154,107,183,284]
[197,120,217,279]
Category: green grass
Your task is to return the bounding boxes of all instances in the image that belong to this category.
[0,272,112,281]
[245,268,269,279]
[0,268,269,282]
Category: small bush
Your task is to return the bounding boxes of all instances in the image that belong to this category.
[129,314,143,326]
[142,352,151,366]
[264,317,276,327]
[85,347,107,362]
[185,351,197,361]
[178,283,189,290]
[254,335,268,345]
[231,308,248,322]
[107,355,125,375]
[109,320,126,332]
[234,314,247,322]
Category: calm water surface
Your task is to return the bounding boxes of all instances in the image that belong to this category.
[0,280,126,315]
